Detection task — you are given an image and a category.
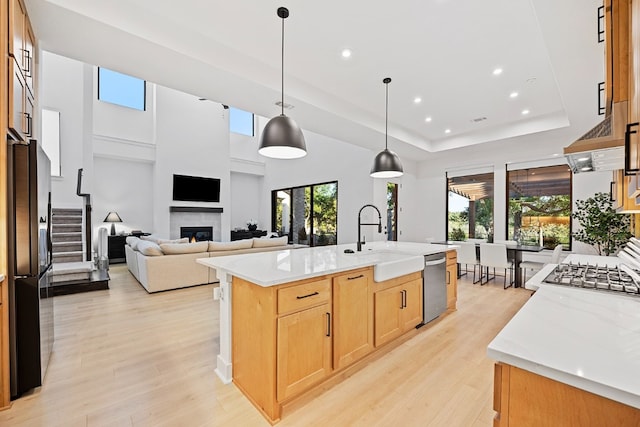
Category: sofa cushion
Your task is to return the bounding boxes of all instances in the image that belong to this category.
[252,236,288,248]
[126,236,141,250]
[140,234,161,243]
[157,237,189,244]
[208,239,253,252]
[160,241,209,254]
[137,240,164,256]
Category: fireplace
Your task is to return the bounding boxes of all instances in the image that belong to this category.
[180,226,213,242]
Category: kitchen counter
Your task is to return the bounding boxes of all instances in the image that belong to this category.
[489,253,640,410]
[196,241,457,287]
[197,241,458,385]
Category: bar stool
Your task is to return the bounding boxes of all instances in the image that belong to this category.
[519,244,563,283]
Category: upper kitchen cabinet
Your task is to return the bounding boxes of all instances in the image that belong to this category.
[605,0,630,107]
[7,0,36,141]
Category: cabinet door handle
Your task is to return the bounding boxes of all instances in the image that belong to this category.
[400,290,407,309]
[624,122,640,175]
[446,270,450,285]
[296,291,319,300]
[24,112,32,137]
[326,312,331,337]
[23,50,31,77]
[347,274,364,280]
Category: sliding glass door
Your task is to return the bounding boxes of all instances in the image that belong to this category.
[272,181,338,246]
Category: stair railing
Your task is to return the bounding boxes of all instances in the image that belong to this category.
[77,168,92,262]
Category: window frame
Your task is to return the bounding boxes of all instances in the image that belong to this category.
[97,67,147,111]
[505,164,573,251]
[271,180,338,247]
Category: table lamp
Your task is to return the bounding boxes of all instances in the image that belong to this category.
[104,211,123,236]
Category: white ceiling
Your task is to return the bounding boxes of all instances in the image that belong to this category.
[26,0,603,161]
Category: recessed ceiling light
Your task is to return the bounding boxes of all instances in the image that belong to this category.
[521,109,530,115]
[510,92,519,98]
[581,166,593,172]
[577,156,590,162]
[445,129,451,134]
[493,68,503,76]
[425,116,432,122]
[414,97,422,104]
[552,153,560,157]
[341,48,352,59]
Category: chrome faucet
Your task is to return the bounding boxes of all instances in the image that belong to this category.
[357,204,382,251]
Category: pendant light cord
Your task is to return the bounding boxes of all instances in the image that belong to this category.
[281,14,285,116]
[385,81,389,150]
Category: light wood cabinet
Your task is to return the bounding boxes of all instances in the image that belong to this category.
[7,0,35,141]
[446,250,457,310]
[373,272,422,347]
[277,303,332,401]
[493,363,640,426]
[232,267,429,423]
[332,270,373,370]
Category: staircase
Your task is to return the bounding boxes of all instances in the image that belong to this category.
[51,208,84,263]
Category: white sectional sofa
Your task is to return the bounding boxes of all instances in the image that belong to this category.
[124,236,304,293]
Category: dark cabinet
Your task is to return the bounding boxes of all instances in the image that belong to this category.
[108,235,127,264]
[231,230,267,241]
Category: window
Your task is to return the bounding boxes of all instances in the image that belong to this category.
[507,165,572,250]
[41,109,61,176]
[272,181,338,246]
[229,107,254,136]
[387,182,399,241]
[447,172,494,240]
[98,67,146,111]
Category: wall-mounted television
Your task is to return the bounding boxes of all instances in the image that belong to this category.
[172,174,220,202]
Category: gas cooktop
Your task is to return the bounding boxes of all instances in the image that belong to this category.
[542,262,640,297]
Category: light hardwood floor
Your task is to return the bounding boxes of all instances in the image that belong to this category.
[0,265,531,426]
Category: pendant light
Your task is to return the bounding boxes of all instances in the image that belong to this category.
[258,7,307,159]
[370,77,404,178]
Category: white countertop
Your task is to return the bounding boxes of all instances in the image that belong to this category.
[491,253,640,409]
[196,241,457,287]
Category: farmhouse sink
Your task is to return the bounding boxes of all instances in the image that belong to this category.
[356,251,424,282]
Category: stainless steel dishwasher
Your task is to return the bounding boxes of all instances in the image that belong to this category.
[420,253,447,326]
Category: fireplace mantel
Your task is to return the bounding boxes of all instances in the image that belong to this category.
[169,206,223,213]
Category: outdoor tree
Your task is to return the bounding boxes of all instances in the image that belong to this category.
[571,192,632,256]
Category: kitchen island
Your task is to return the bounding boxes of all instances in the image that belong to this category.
[488,254,640,426]
[197,241,457,423]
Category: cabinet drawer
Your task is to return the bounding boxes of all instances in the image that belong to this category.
[278,279,331,314]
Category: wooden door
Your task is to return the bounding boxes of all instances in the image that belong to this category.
[400,278,423,331]
[9,0,25,61]
[374,284,403,347]
[277,303,332,401]
[332,270,373,370]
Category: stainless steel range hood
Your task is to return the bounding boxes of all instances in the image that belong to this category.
[564,101,627,173]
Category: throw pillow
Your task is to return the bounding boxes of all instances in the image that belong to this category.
[252,236,288,248]
[208,239,253,252]
[126,236,141,250]
[157,237,189,244]
[159,241,209,254]
[137,240,164,256]
[140,234,161,244]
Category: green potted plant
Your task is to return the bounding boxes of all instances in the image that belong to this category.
[571,192,632,256]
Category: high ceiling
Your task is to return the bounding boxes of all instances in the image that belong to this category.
[26,0,603,162]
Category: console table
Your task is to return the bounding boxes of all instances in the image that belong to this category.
[108,235,127,264]
[230,230,267,241]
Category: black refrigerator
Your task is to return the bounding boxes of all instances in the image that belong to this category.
[7,140,54,398]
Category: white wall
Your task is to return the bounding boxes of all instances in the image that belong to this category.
[153,87,230,238]
[40,51,88,208]
[92,157,154,236]
[230,172,263,230]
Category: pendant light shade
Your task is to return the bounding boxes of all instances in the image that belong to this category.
[258,7,307,159]
[370,77,403,178]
